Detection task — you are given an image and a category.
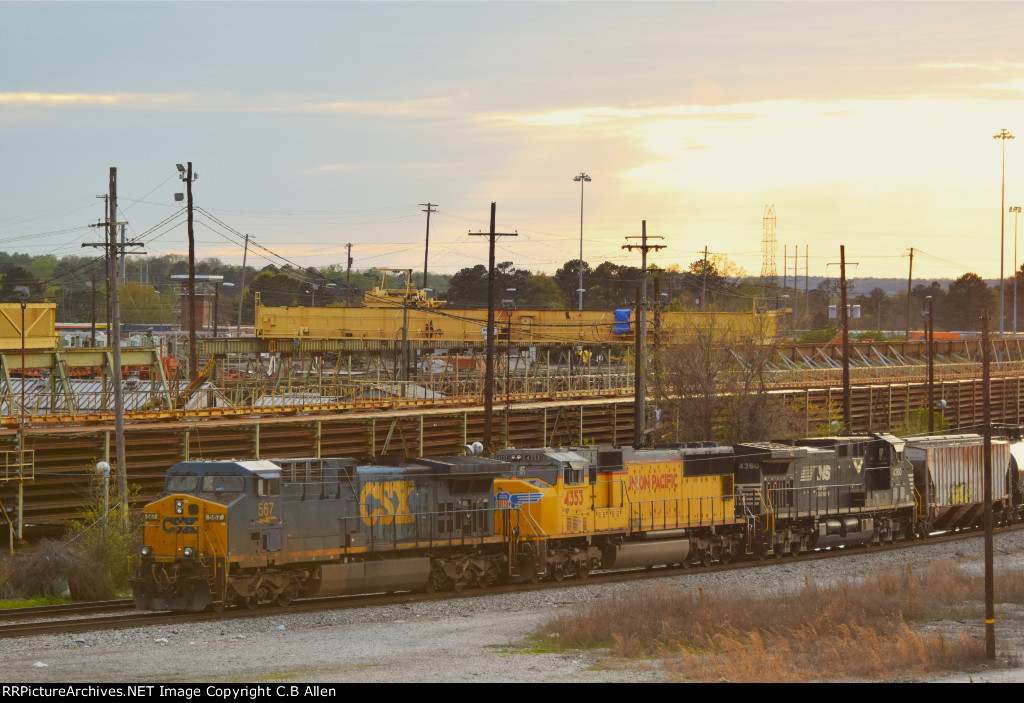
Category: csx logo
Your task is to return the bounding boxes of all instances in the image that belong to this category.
[949,482,971,504]
[360,480,416,526]
[162,516,198,534]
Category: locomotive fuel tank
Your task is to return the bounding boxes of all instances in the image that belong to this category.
[315,558,432,596]
[603,539,691,569]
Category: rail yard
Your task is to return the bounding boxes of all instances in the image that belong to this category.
[2,297,1024,529]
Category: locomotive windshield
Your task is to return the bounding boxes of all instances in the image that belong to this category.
[203,475,246,493]
[165,474,246,494]
[166,475,198,492]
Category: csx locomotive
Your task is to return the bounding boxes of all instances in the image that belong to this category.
[131,432,1023,611]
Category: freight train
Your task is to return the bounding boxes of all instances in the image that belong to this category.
[130,432,1024,612]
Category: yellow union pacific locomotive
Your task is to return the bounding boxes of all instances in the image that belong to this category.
[133,433,926,611]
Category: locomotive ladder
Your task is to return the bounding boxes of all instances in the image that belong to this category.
[503,508,547,578]
[202,524,228,603]
[751,488,775,553]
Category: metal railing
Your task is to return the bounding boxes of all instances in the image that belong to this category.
[0,450,33,482]
[763,482,865,518]
[0,369,638,420]
[626,493,737,532]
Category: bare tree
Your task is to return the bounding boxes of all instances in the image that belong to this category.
[651,311,801,444]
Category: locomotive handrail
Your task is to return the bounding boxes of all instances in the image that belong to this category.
[627,493,738,532]
[519,501,547,537]
[345,503,500,551]
[758,487,774,538]
[770,482,863,518]
[203,523,226,560]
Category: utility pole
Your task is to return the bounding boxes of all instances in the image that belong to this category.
[905,247,914,340]
[120,224,127,283]
[982,311,996,660]
[995,129,1014,336]
[97,194,111,333]
[236,233,249,335]
[623,221,666,448]
[783,244,787,292]
[840,245,851,431]
[345,243,353,305]
[469,203,517,451]
[926,296,935,433]
[652,274,662,415]
[701,245,709,311]
[82,168,142,529]
[177,163,198,380]
[420,204,437,290]
[90,271,97,347]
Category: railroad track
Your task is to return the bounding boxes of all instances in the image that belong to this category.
[2,525,1018,640]
[0,599,133,623]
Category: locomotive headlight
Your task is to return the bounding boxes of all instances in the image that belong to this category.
[175,499,183,515]
[183,547,194,557]
[141,546,152,557]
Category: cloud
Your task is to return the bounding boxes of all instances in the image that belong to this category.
[919,61,1024,72]
[301,162,455,175]
[0,91,194,107]
[0,91,459,117]
[487,103,763,128]
[292,97,456,117]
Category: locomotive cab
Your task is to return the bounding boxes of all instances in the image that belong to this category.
[131,459,284,612]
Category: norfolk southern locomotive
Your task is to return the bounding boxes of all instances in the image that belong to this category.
[131,432,1022,611]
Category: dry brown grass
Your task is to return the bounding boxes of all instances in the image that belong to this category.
[543,561,1001,682]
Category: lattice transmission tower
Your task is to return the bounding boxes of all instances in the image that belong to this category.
[760,204,777,292]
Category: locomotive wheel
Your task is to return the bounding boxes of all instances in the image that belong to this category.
[719,547,733,565]
[679,558,692,569]
[789,542,800,557]
[772,545,783,559]
[552,565,564,582]
[208,601,225,613]
[577,563,590,579]
[701,551,713,567]
[277,587,297,607]
[240,596,259,610]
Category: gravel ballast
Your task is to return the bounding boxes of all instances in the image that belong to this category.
[5,531,1024,683]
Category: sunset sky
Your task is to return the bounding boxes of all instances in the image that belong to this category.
[2,1,1022,285]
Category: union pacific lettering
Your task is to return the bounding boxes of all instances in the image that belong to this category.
[627,473,679,492]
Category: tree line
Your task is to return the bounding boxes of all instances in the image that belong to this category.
[0,249,1017,334]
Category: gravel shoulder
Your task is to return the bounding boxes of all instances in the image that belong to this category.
[4,532,1024,683]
